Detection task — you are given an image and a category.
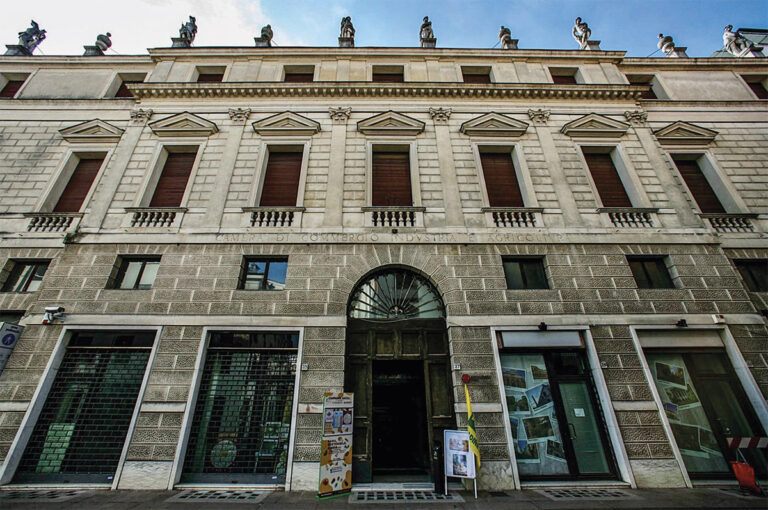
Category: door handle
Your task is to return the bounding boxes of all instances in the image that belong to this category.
[569,422,577,440]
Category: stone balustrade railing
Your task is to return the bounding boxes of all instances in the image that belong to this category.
[244,207,304,228]
[363,207,425,228]
[25,213,82,232]
[483,208,541,228]
[701,214,756,233]
[127,208,185,228]
[599,208,657,228]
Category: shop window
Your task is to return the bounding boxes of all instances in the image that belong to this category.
[627,256,675,289]
[109,257,161,290]
[1,260,49,293]
[670,155,726,214]
[733,259,768,292]
[549,68,578,84]
[582,149,632,208]
[53,156,105,213]
[499,343,616,479]
[503,257,548,290]
[741,76,768,99]
[258,148,303,207]
[371,148,412,206]
[461,66,492,83]
[239,258,288,290]
[372,65,404,83]
[284,65,314,82]
[181,330,298,484]
[479,150,524,207]
[148,150,198,207]
[646,350,767,479]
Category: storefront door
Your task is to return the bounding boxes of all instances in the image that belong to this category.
[14,330,154,484]
[500,350,617,480]
[646,350,767,479]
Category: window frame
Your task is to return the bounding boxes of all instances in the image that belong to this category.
[1,260,50,293]
[102,72,147,98]
[366,140,422,207]
[502,256,550,290]
[38,150,111,213]
[193,65,227,83]
[624,74,668,100]
[626,255,677,289]
[0,72,30,99]
[249,141,311,208]
[371,64,406,83]
[740,75,768,100]
[733,259,768,292]
[135,143,204,208]
[472,143,537,209]
[548,67,583,84]
[461,66,493,84]
[239,257,289,291]
[666,151,747,215]
[109,256,162,290]
[576,144,649,209]
[282,65,316,83]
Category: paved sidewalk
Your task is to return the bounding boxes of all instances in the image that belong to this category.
[0,487,766,509]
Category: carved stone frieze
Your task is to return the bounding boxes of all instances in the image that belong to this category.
[527,109,550,124]
[429,107,452,123]
[129,108,153,124]
[329,107,352,123]
[228,108,252,123]
[623,110,648,124]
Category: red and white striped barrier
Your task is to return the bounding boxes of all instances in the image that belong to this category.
[726,437,768,449]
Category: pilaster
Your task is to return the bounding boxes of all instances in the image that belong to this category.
[323,107,351,227]
[430,108,464,228]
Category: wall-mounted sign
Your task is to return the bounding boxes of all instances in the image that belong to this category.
[0,322,23,374]
[318,392,353,500]
[444,429,476,479]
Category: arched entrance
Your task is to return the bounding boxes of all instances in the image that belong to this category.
[345,267,455,483]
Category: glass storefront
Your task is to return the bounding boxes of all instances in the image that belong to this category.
[181,331,298,484]
[646,350,767,479]
[500,347,616,480]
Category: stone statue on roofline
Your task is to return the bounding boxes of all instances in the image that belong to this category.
[95,33,112,52]
[499,26,516,50]
[179,16,197,44]
[420,16,436,48]
[255,24,273,47]
[723,25,755,57]
[339,17,355,48]
[17,20,46,55]
[572,17,590,49]
[658,33,675,55]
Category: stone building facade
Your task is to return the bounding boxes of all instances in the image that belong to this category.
[0,39,766,492]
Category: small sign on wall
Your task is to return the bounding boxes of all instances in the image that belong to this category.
[318,392,354,500]
[0,322,24,374]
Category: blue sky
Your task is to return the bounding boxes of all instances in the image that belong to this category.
[2,0,766,56]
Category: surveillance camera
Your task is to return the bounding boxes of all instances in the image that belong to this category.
[42,306,65,325]
[44,306,65,314]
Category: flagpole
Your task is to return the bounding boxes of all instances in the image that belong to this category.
[463,375,480,499]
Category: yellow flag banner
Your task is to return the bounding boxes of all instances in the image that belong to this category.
[464,383,481,467]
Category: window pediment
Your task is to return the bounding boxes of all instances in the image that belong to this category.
[357,111,425,136]
[560,113,629,138]
[460,112,529,137]
[251,111,321,136]
[654,121,717,145]
[59,119,124,143]
[148,112,219,137]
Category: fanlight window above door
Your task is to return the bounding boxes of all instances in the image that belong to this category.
[348,269,444,320]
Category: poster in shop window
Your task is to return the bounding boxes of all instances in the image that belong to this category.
[317,392,354,499]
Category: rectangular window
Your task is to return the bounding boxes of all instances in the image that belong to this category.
[197,72,223,83]
[240,258,288,290]
[284,66,314,82]
[500,346,615,479]
[503,257,548,289]
[0,79,25,98]
[549,68,578,84]
[734,259,768,292]
[259,150,303,207]
[479,151,524,207]
[53,156,105,213]
[627,256,674,289]
[625,74,658,99]
[149,151,197,207]
[372,66,404,83]
[111,257,161,290]
[372,150,412,206]
[646,350,767,479]
[2,260,50,293]
[582,151,632,208]
[670,156,725,214]
[742,76,768,99]
[462,67,491,83]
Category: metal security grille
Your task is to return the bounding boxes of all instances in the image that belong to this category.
[15,331,153,484]
[182,332,297,484]
[349,491,464,503]
[166,490,269,503]
[536,488,637,501]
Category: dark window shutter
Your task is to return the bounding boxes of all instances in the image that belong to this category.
[463,73,491,84]
[115,81,140,98]
[671,157,725,213]
[0,80,24,98]
[53,158,104,212]
[372,73,404,83]
[149,152,197,207]
[746,81,768,99]
[259,152,303,207]
[197,73,223,83]
[552,74,577,84]
[372,152,412,206]
[284,73,314,83]
[480,153,524,207]
[583,153,632,207]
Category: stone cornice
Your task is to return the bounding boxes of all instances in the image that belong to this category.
[128,82,647,101]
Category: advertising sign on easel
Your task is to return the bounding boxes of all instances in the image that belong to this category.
[443,429,477,498]
[317,392,354,500]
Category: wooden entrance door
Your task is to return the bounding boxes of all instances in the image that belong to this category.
[345,318,453,483]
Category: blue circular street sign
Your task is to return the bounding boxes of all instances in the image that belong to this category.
[1,333,16,347]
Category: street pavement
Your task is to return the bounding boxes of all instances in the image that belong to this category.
[0,487,766,510]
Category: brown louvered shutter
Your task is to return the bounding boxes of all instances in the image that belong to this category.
[583,153,632,207]
[671,157,725,213]
[53,158,104,212]
[372,152,412,206]
[259,152,303,206]
[552,75,577,84]
[463,73,491,84]
[480,153,524,207]
[149,152,196,207]
[197,73,223,83]
[372,73,404,83]
[0,80,24,98]
[284,73,314,83]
